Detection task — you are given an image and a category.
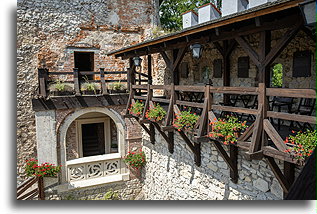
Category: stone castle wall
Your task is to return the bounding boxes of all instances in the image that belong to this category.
[141,130,302,200]
[17,0,157,178]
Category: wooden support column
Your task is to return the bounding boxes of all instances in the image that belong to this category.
[38,176,45,200]
[149,123,155,144]
[73,68,81,96]
[230,145,238,183]
[148,54,152,85]
[172,49,180,85]
[258,30,271,87]
[38,68,48,97]
[99,68,108,95]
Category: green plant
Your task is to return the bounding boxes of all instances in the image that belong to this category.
[284,130,317,161]
[123,150,146,169]
[25,159,61,177]
[172,108,199,132]
[49,80,74,92]
[81,76,100,93]
[129,100,144,116]
[104,189,119,200]
[145,103,167,122]
[271,63,283,87]
[209,116,248,145]
[108,81,126,91]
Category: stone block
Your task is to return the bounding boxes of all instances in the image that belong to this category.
[253,178,269,192]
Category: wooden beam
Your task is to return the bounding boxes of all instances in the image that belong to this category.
[179,130,201,166]
[212,141,237,174]
[263,119,288,152]
[263,21,302,67]
[109,0,303,57]
[230,145,238,183]
[235,36,260,67]
[265,156,290,193]
[249,106,263,153]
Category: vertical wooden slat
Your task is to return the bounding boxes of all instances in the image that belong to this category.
[100,68,108,95]
[148,54,152,85]
[38,68,47,97]
[230,144,238,183]
[73,68,81,96]
[38,176,45,200]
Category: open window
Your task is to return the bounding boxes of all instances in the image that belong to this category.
[76,116,118,158]
[74,51,94,80]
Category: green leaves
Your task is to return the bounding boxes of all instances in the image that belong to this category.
[209,116,248,145]
[123,151,146,169]
[159,0,221,31]
[129,100,144,116]
[173,109,199,132]
[146,103,167,122]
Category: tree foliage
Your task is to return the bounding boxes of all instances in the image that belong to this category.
[271,63,283,87]
[160,0,222,31]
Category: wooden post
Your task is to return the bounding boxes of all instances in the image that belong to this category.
[172,49,180,85]
[148,54,152,85]
[73,68,81,96]
[38,68,48,97]
[283,161,295,197]
[100,68,108,95]
[223,41,230,105]
[258,31,271,87]
[230,145,238,183]
[38,176,45,200]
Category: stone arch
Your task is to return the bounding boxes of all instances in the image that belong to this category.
[58,107,125,183]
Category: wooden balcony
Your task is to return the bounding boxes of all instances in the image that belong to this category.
[125,83,316,193]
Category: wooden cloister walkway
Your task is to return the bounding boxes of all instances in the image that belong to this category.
[107,0,315,198]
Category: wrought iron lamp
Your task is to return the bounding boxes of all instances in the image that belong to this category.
[190,44,202,59]
[299,0,316,27]
[133,56,142,66]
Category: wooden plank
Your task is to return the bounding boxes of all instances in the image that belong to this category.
[17,177,39,197]
[176,100,204,108]
[17,188,38,200]
[210,86,259,95]
[267,111,316,124]
[99,68,108,95]
[262,146,296,164]
[249,109,263,153]
[230,144,238,183]
[175,85,205,92]
[266,88,316,99]
[265,156,290,193]
[149,123,155,144]
[161,125,175,132]
[197,98,208,137]
[284,161,295,196]
[73,68,81,96]
[212,105,258,115]
[173,104,181,115]
[152,97,170,103]
[237,122,254,142]
[38,176,45,200]
[263,21,302,67]
[132,85,148,89]
[212,141,236,172]
[109,0,302,57]
[208,110,218,123]
[150,85,171,90]
[236,141,251,150]
[235,36,260,67]
[263,119,289,152]
[134,96,147,100]
[160,51,172,69]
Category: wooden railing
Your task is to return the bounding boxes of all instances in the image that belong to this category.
[17,176,45,200]
[37,68,148,97]
[125,83,316,190]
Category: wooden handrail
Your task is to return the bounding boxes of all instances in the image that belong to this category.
[266,88,316,99]
[17,176,45,200]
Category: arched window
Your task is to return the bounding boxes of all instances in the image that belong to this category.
[75,112,118,158]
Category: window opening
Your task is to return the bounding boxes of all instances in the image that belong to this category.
[74,51,94,80]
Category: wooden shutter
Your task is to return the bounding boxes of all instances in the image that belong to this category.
[293,51,311,77]
[213,59,222,78]
[238,56,249,78]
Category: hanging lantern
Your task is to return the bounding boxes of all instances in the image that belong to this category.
[190,44,202,59]
[133,56,142,66]
[299,0,316,27]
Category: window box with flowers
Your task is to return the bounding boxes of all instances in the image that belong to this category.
[209,116,248,145]
[172,108,199,134]
[129,100,144,117]
[145,103,167,123]
[284,129,316,165]
[25,159,61,177]
[123,150,146,177]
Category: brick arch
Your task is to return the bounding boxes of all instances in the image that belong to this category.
[58,107,125,183]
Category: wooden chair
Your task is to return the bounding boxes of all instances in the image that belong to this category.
[290,98,316,130]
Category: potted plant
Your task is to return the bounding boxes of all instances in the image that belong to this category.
[129,100,144,117]
[123,150,146,177]
[172,108,199,133]
[80,76,101,95]
[209,116,248,145]
[284,129,316,165]
[108,81,127,94]
[48,80,74,96]
[25,159,61,177]
[145,103,166,123]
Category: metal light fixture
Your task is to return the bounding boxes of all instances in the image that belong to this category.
[299,0,316,27]
[190,44,202,59]
[133,56,142,66]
